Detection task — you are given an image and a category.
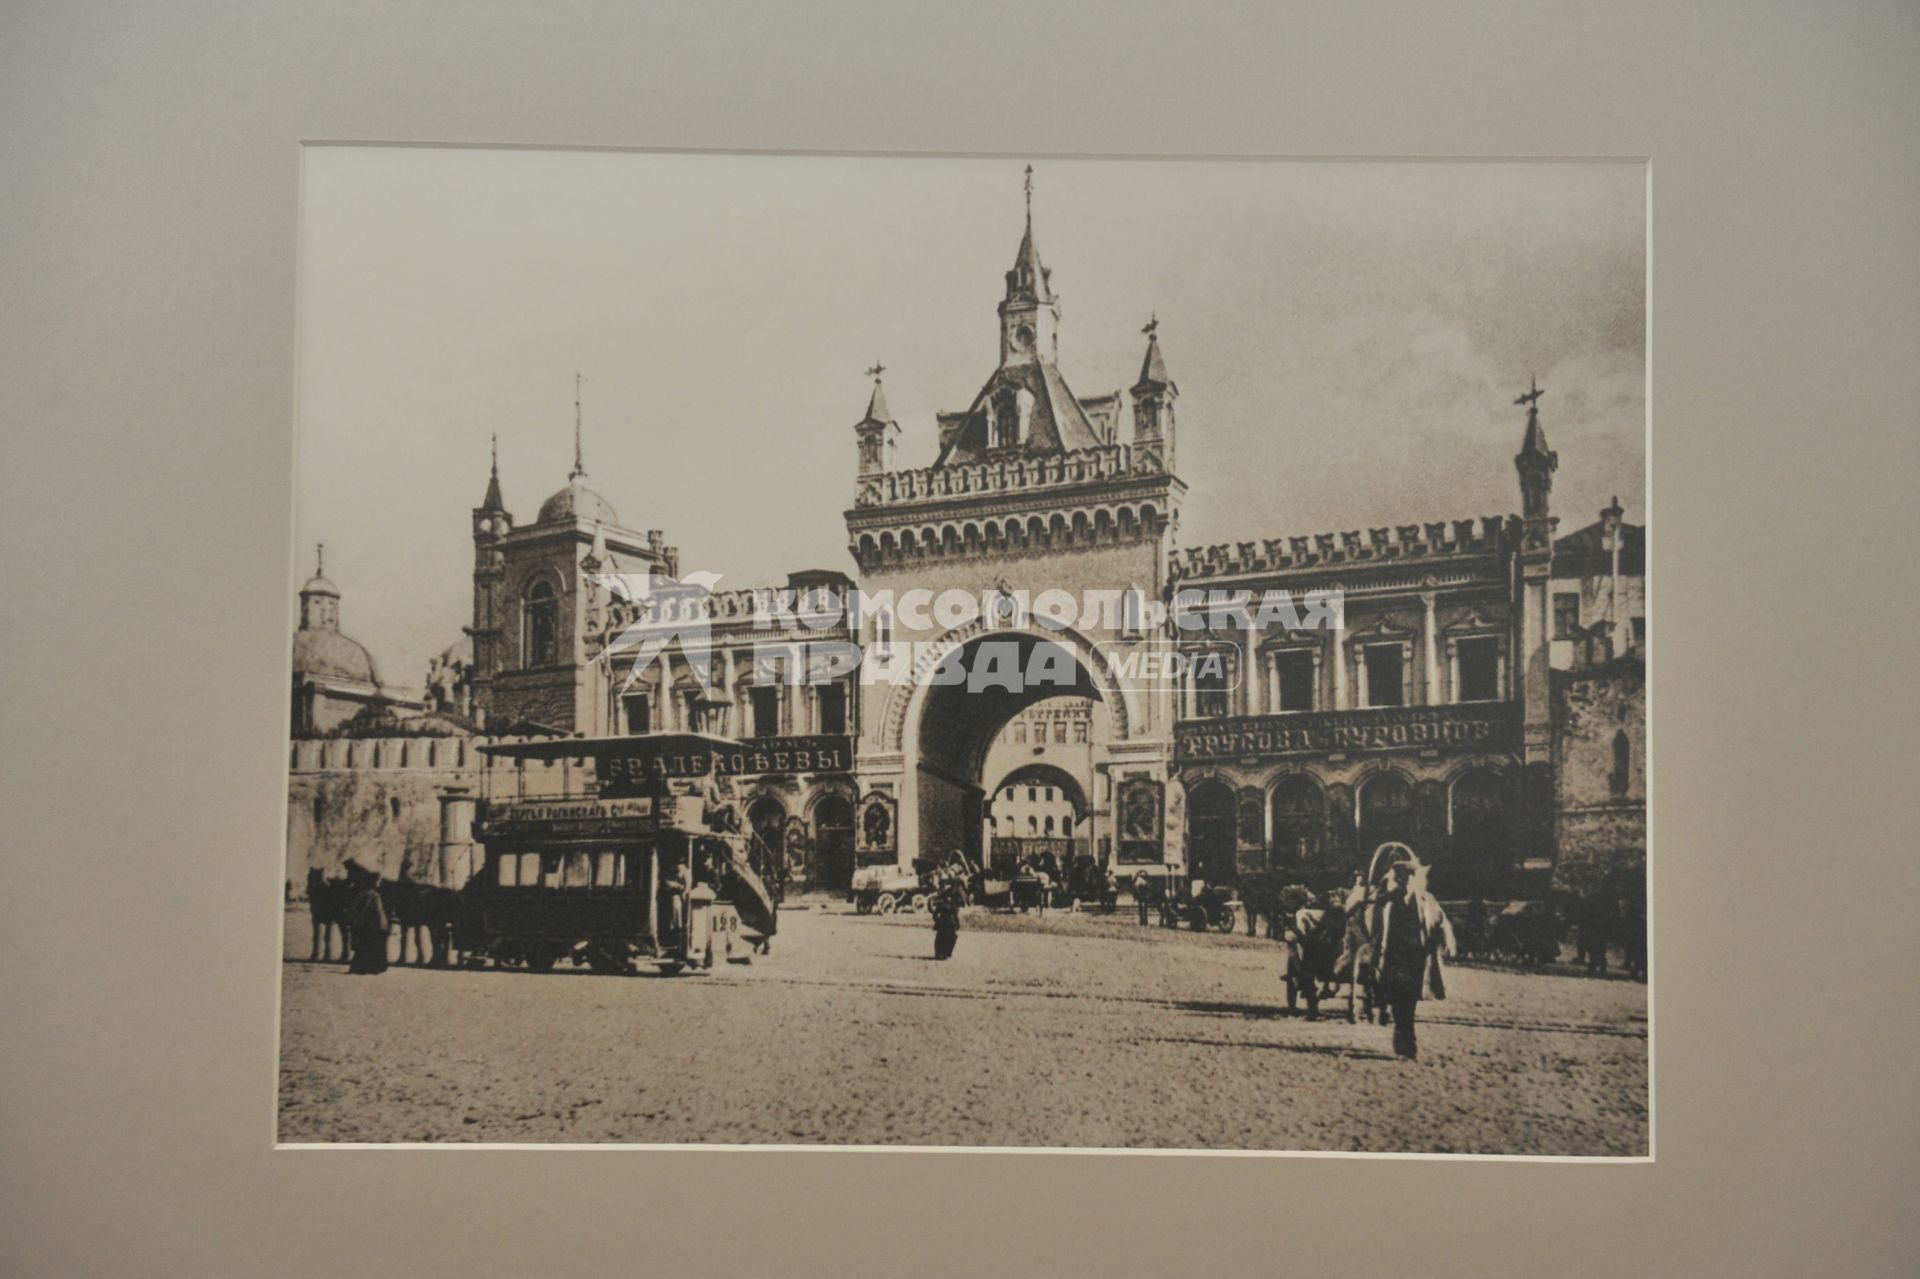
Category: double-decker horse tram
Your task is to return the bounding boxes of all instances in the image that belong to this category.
[471,732,780,976]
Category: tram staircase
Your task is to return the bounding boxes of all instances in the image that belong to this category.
[722,835,781,940]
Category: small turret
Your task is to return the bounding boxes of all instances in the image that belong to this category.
[1131,316,1177,472]
[854,362,900,484]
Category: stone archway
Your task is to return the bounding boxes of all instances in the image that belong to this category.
[896,627,1128,869]
[985,761,1091,872]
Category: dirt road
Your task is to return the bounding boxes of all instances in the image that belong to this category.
[278,904,1648,1153]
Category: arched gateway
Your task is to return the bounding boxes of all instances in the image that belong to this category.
[841,180,1184,877]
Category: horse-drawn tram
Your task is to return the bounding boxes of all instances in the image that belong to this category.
[471,733,779,976]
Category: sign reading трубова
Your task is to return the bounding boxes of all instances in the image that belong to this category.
[1174,705,1521,763]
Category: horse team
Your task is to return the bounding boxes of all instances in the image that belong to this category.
[304,865,468,969]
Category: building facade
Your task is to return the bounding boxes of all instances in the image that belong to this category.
[288,178,1647,902]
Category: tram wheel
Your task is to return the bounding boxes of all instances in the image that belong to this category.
[876,893,898,915]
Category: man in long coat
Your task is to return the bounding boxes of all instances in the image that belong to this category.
[1369,860,1444,1059]
[346,866,390,975]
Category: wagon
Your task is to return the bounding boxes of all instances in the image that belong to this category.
[852,866,929,915]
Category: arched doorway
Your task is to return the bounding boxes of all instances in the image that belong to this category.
[1357,772,1416,865]
[747,796,788,893]
[1268,775,1325,869]
[1187,778,1239,885]
[810,795,854,894]
[1446,768,1510,897]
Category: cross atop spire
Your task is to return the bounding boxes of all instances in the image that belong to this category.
[1515,375,1545,411]
[315,542,324,577]
[570,371,587,480]
[479,432,506,513]
[1024,164,1033,227]
[860,362,894,425]
[1142,313,1158,337]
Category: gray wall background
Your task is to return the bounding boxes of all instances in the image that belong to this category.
[2,1,1915,1275]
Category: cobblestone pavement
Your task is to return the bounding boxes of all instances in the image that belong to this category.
[278,904,1649,1154]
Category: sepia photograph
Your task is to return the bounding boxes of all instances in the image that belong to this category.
[277,149,1649,1155]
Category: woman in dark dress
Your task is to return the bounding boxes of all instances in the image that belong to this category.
[346,867,390,975]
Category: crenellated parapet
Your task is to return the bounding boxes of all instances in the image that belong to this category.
[288,734,608,775]
[854,441,1158,510]
[1169,515,1515,583]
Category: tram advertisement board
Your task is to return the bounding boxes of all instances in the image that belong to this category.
[480,797,655,840]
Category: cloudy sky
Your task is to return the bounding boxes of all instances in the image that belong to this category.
[295,149,1645,691]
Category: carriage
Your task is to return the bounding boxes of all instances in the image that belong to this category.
[468,733,779,975]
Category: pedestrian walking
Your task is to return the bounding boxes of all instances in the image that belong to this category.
[1369,859,1434,1059]
[931,880,962,960]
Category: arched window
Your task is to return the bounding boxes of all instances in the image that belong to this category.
[1027,816,1039,835]
[525,580,558,668]
[1121,587,1145,639]
[1044,816,1055,836]
[389,797,402,822]
[874,607,894,657]
[1611,730,1631,796]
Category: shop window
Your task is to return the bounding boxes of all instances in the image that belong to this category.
[1363,644,1404,708]
[1456,636,1501,702]
[1276,649,1316,712]
[1553,592,1580,641]
[520,852,542,887]
[750,686,779,738]
[817,683,847,736]
[496,854,518,888]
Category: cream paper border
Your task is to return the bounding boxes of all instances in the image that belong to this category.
[5,2,1914,1274]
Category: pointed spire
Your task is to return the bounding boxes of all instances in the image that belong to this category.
[1007,165,1052,304]
[315,542,325,579]
[1515,375,1552,458]
[1135,314,1172,390]
[860,361,894,424]
[570,371,587,481]
[480,432,505,511]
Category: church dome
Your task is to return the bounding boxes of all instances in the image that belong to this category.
[538,475,621,526]
[292,627,380,687]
